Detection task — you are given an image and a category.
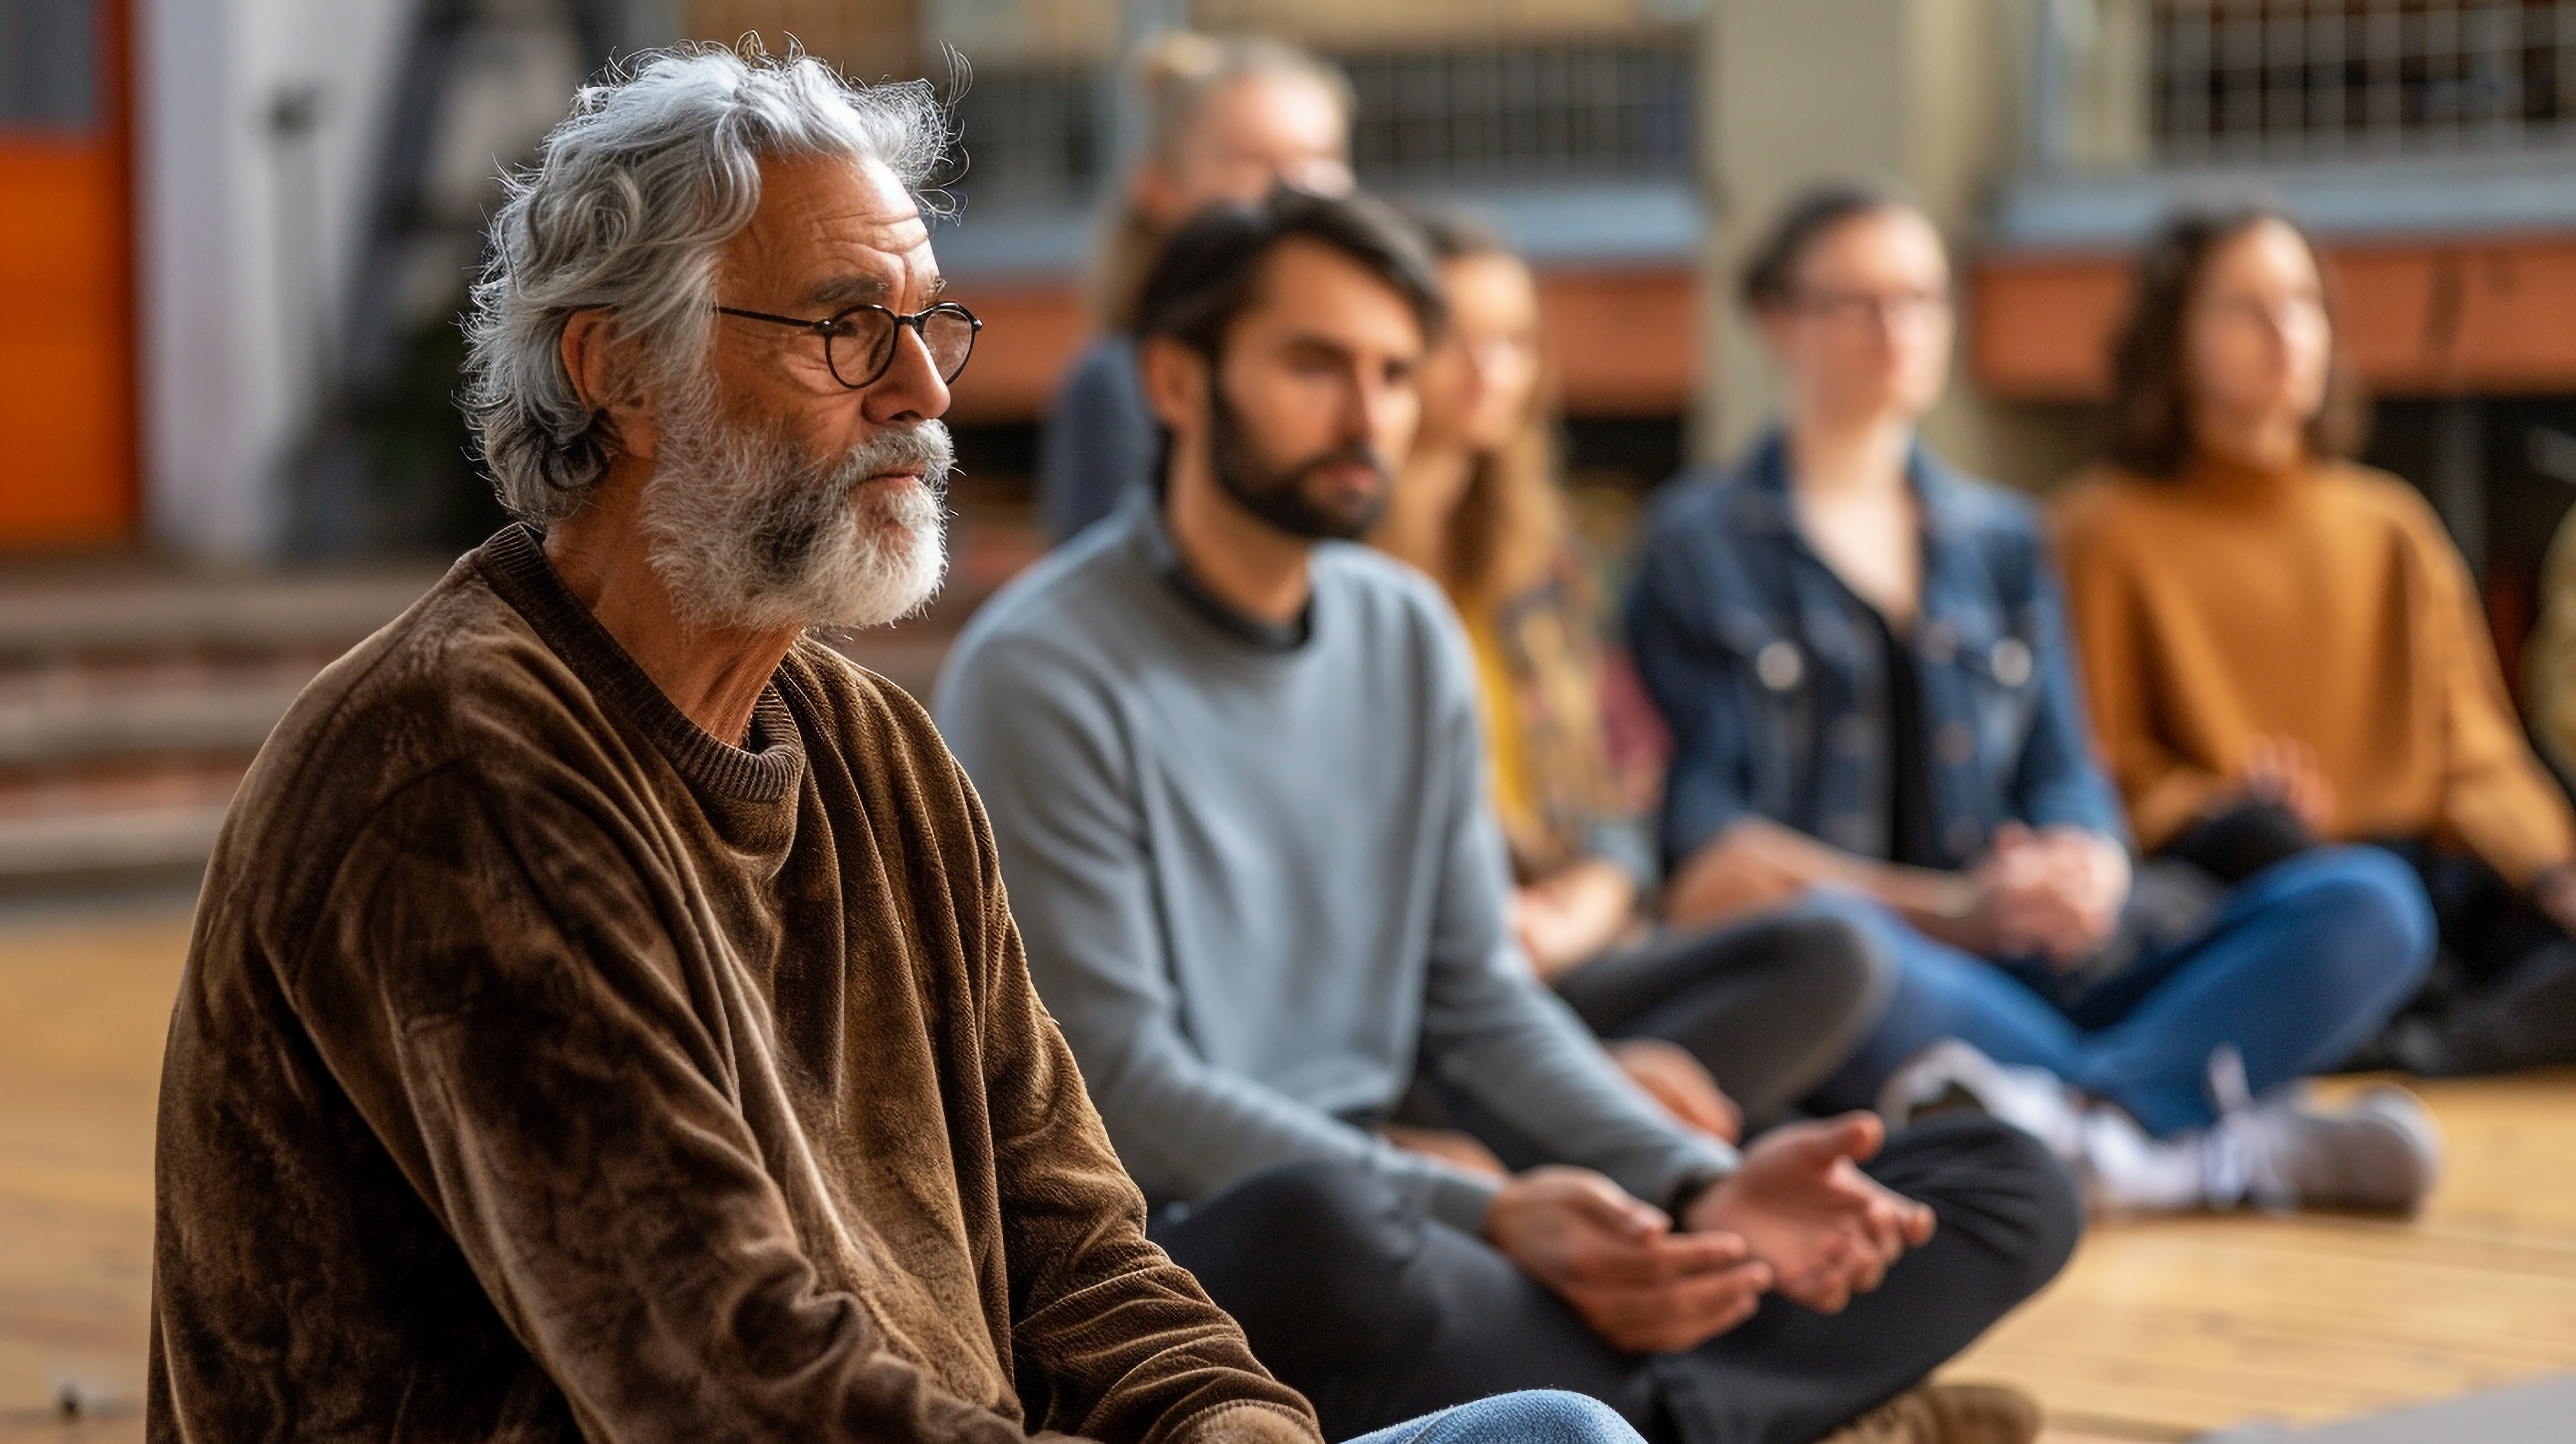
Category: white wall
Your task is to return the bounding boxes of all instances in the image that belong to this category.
[137,0,414,560]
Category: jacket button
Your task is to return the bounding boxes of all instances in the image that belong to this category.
[1757,641,1804,692]
[1990,638,2033,687]
[1921,622,1958,664]
[1946,818,1984,857]
[1936,722,1975,765]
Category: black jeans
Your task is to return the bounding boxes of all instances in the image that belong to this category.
[1152,1116,2081,1444]
[1551,905,1895,1128]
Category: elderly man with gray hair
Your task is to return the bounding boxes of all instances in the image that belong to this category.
[147,45,1637,1444]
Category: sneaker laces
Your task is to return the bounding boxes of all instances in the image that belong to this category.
[2199,1044,2290,1211]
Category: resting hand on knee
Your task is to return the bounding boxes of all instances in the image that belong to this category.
[1483,1166,1773,1354]
[1686,1113,1936,1313]
[1606,1039,1742,1144]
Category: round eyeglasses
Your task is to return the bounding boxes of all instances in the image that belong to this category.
[713,300,982,390]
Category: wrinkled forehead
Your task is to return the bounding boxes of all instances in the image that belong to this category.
[722,152,941,308]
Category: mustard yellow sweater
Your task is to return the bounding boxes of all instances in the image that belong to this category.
[2054,456,2575,887]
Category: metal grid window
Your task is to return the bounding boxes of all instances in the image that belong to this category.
[1344,35,1696,189]
[945,32,1696,211]
[2154,1,2576,161]
[947,66,1105,209]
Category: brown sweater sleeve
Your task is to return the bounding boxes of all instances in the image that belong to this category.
[960,770,1321,1444]
[291,768,1058,1444]
[2053,490,2231,849]
[2401,503,2576,888]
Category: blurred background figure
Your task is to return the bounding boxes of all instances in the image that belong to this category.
[1036,31,1353,544]
[2056,202,2576,1077]
[1368,208,1890,1135]
[1627,187,2440,1218]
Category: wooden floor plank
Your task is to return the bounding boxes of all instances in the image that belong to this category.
[1946,1072,2576,1437]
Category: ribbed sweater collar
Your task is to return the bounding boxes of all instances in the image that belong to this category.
[2171,450,2318,509]
[474,523,805,804]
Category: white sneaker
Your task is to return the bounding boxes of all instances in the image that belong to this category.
[2200,1047,2443,1215]
[1877,1040,2201,1214]
[1879,1039,2085,1154]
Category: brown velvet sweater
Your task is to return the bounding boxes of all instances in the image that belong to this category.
[149,525,1319,1444]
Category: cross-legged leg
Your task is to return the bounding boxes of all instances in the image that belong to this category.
[1803,849,2432,1136]
[1554,903,1896,1126]
[1152,1115,2078,1444]
[2048,847,2432,1133]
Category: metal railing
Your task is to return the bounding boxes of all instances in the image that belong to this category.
[2150,1,2576,162]
[943,30,1697,212]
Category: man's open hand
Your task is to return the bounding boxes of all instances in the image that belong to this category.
[1685,1114,1933,1313]
[1484,1167,1772,1353]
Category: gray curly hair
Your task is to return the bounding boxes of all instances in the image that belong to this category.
[462,43,951,523]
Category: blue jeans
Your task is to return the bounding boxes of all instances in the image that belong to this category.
[1346,1391,1645,1444]
[1811,847,2435,1136]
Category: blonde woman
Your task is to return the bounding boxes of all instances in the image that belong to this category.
[1037,32,1353,542]
[1372,211,1892,1137]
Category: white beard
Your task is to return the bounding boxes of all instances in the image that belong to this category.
[640,402,953,634]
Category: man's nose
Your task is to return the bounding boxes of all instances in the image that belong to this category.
[865,324,951,426]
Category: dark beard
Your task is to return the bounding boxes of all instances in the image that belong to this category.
[1206,382,1392,542]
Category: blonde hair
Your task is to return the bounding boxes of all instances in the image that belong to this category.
[1375,213,1564,613]
[1088,33,1354,330]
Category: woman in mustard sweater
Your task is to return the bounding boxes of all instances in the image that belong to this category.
[2055,201,2576,1074]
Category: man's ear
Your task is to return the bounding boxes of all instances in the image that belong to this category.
[560,309,660,463]
[1138,335,1209,435]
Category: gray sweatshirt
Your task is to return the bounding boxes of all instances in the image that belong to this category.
[934,499,1739,1232]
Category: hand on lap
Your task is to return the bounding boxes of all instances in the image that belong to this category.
[1686,1113,1934,1314]
[1485,1167,1773,1353]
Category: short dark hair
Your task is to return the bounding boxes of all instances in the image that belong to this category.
[2101,197,2365,477]
[1134,187,1447,360]
[1738,181,1910,312]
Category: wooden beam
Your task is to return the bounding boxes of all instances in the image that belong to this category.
[1974,235,2576,402]
[941,266,1700,425]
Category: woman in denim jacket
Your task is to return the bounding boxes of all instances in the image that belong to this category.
[1626,186,2442,1215]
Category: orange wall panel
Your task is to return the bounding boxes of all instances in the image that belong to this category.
[1975,236,2576,402]
[944,265,1700,425]
[1969,256,2128,403]
[941,283,1088,422]
[0,142,134,546]
[1541,268,1697,417]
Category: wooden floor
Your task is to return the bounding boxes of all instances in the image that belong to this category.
[3,898,2573,1442]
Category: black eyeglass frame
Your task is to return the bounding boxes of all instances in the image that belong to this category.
[713,300,982,390]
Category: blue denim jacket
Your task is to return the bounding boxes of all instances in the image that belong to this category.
[1626,431,2128,872]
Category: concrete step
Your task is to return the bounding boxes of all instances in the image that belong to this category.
[0,677,307,767]
[0,569,441,661]
[0,799,231,890]
[0,513,1049,892]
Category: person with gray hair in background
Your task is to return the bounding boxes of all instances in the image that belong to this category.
[1036,31,1355,542]
[145,43,1640,1444]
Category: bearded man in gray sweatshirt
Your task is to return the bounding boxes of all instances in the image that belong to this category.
[934,190,2080,1444]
